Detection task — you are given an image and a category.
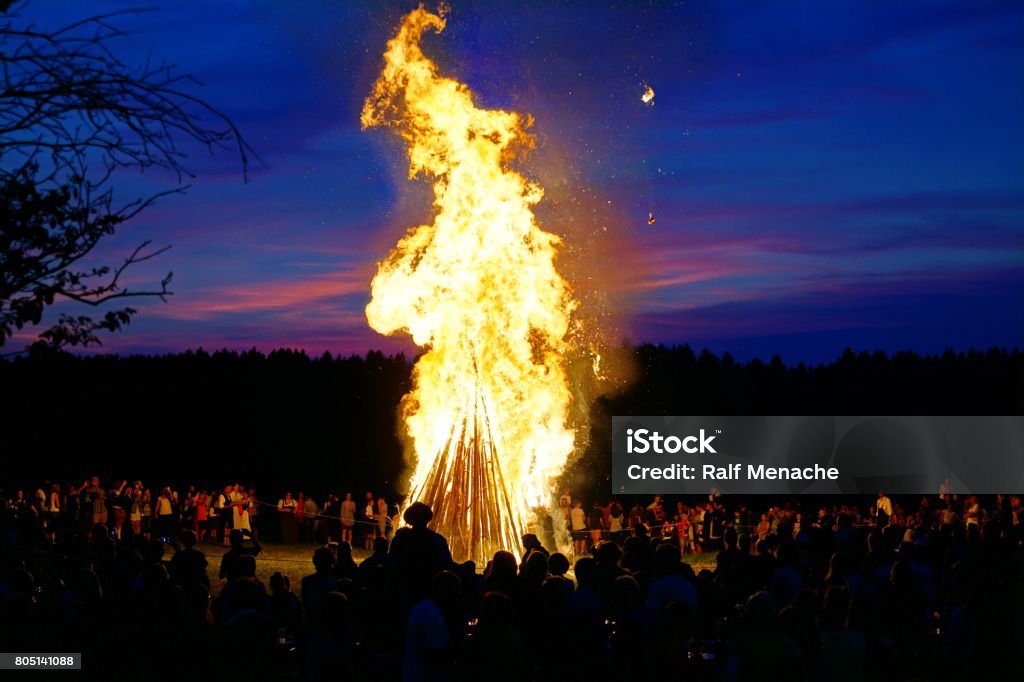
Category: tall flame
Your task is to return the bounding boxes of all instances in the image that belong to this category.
[362,6,577,560]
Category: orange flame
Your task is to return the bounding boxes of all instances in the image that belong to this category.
[361,7,578,550]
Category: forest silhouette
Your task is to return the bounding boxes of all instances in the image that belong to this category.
[2,344,1020,498]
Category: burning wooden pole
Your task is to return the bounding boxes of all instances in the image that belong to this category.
[409,366,526,564]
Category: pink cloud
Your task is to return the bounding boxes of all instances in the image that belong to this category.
[152,270,370,321]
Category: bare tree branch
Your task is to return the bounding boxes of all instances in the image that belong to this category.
[0,1,256,351]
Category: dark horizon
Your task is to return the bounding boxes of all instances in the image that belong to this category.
[7,340,1024,370]
[4,343,1020,499]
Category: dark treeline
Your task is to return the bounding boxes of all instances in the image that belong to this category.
[2,345,1020,498]
[0,349,411,498]
[572,345,1023,496]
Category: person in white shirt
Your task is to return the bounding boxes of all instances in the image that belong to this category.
[609,505,624,535]
[47,484,61,513]
[647,495,665,521]
[45,484,61,538]
[155,488,174,538]
[377,496,389,540]
[570,501,587,556]
[940,501,958,526]
[875,491,893,527]
[363,492,377,550]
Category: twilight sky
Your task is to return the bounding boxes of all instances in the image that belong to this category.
[16,0,1024,364]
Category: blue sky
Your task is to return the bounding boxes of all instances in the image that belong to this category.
[12,0,1023,364]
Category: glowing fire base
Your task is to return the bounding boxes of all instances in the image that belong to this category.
[409,382,527,565]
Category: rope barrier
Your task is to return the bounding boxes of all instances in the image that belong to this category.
[248,498,397,528]
[55,492,889,537]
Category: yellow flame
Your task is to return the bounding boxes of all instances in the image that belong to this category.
[642,85,655,105]
[362,7,577,536]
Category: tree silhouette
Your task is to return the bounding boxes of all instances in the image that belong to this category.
[0,1,253,352]
[0,344,1018,496]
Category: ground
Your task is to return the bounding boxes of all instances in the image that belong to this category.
[201,541,717,594]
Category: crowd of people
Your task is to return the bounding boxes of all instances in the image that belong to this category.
[557,490,1019,559]
[3,478,396,549]
[2,478,1023,680]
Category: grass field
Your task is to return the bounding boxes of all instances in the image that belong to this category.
[202,541,716,594]
[203,541,342,593]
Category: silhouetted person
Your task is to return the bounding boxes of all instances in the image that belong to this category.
[536,507,557,553]
[647,543,697,616]
[168,529,209,590]
[548,552,571,580]
[724,591,803,681]
[819,585,866,682]
[216,554,269,621]
[482,550,519,601]
[178,583,216,671]
[463,591,524,682]
[402,570,461,682]
[716,527,744,577]
[268,571,302,636]
[389,502,454,609]
[568,557,606,678]
[304,591,356,681]
[645,601,694,678]
[301,546,339,631]
[332,540,358,581]
[519,533,549,572]
[220,556,276,678]
[218,528,261,583]
[359,535,390,578]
